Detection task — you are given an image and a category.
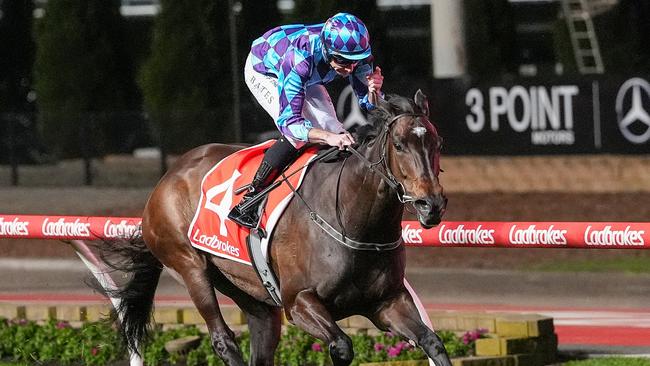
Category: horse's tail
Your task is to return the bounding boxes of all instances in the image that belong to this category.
[94,236,163,354]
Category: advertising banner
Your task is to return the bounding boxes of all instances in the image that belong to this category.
[430,76,650,155]
[3,215,649,250]
[333,75,650,155]
[0,215,141,240]
[402,221,650,249]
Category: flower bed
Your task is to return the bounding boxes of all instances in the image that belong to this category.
[0,318,485,365]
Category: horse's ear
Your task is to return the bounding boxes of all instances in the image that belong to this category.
[414,89,430,117]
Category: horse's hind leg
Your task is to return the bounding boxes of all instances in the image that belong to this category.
[287,290,354,366]
[371,291,452,366]
[243,306,281,366]
[176,260,246,365]
[206,266,282,366]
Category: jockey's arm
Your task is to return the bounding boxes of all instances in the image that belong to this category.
[275,56,314,142]
[276,55,355,149]
[276,81,354,149]
[350,63,384,110]
[308,128,355,150]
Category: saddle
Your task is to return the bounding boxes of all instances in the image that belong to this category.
[187,140,320,304]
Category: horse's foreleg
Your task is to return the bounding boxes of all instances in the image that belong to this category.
[288,290,354,366]
[180,264,246,366]
[371,291,452,366]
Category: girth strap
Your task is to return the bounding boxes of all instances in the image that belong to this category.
[246,227,283,306]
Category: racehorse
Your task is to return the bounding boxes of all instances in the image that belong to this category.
[107,90,450,366]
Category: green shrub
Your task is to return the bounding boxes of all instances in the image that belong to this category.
[0,317,476,365]
[0,318,123,365]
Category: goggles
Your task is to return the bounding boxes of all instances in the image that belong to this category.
[329,53,358,66]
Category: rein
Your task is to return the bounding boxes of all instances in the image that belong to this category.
[284,112,427,251]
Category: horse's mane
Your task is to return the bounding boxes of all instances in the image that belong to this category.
[355,94,420,146]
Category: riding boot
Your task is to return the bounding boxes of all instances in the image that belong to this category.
[228,160,279,228]
[228,138,297,228]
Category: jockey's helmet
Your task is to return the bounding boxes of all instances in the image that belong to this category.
[321,13,372,62]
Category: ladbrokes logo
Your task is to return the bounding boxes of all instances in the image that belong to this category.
[103,220,141,239]
[42,218,90,237]
[191,229,240,257]
[584,225,644,246]
[438,224,495,245]
[402,224,423,244]
[0,217,29,236]
[508,225,567,245]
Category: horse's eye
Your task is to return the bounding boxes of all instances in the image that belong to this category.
[393,142,404,151]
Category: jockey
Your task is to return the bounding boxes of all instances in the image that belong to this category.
[228,12,384,228]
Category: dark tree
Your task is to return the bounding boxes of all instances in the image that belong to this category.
[138,0,234,152]
[34,0,134,157]
[463,0,517,80]
[0,0,34,112]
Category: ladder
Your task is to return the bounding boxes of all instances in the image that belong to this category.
[561,0,605,74]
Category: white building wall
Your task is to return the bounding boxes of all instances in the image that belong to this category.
[431,0,466,78]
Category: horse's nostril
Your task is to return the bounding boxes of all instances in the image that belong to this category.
[414,199,432,212]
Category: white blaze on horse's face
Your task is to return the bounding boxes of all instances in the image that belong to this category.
[412,126,427,138]
[389,112,446,227]
[391,116,441,183]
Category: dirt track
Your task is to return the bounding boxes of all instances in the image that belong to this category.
[2,187,650,270]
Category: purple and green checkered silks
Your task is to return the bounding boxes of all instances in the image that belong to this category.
[321,13,371,61]
[249,19,375,142]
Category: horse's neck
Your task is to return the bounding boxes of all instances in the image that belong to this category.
[338,140,404,242]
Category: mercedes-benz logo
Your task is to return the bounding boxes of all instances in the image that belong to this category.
[336,85,368,129]
[616,78,650,144]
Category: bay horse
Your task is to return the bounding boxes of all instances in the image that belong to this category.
[108,90,450,366]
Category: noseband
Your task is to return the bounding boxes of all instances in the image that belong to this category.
[346,112,428,204]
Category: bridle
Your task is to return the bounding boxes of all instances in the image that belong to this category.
[284,111,434,251]
[346,112,429,204]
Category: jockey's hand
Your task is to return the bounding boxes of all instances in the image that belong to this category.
[366,66,383,95]
[308,128,355,150]
[325,131,356,150]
